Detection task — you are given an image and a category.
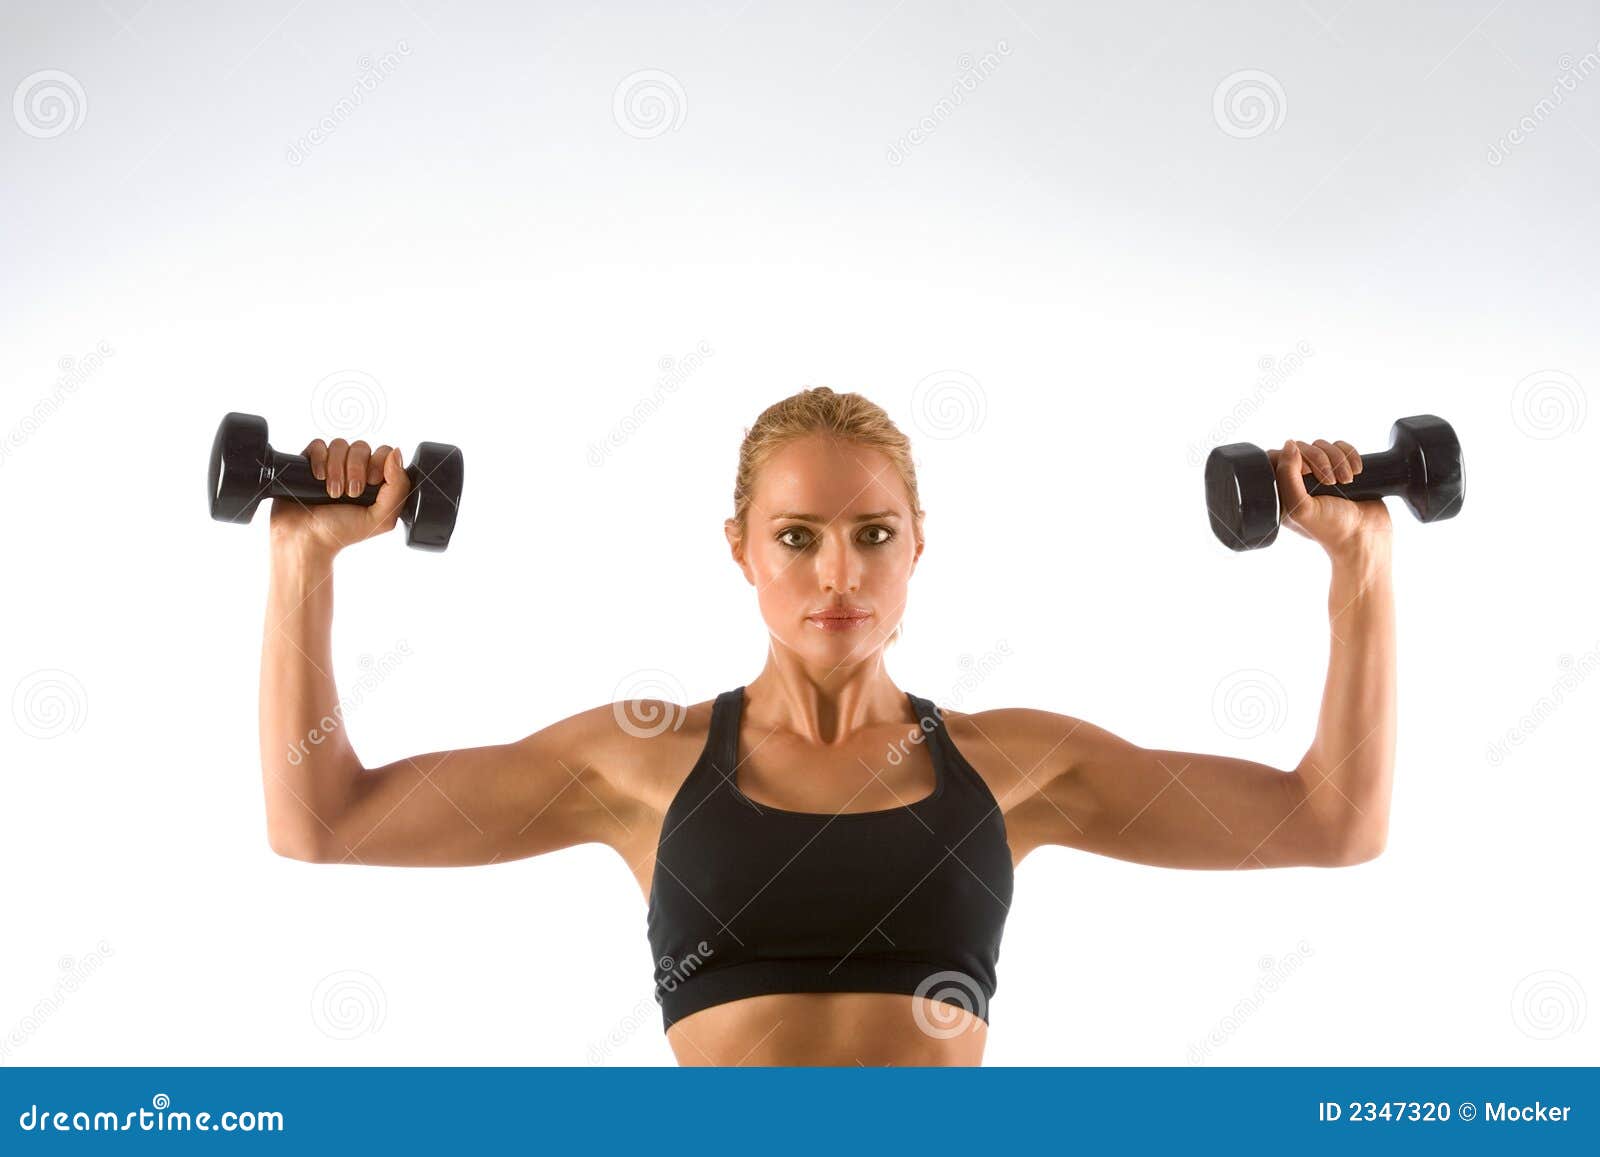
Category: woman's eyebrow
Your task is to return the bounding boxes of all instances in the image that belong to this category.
[768,510,901,522]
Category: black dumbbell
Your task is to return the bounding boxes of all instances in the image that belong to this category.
[208,412,464,551]
[1204,414,1464,551]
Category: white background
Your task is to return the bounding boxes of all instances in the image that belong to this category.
[1,0,1595,1066]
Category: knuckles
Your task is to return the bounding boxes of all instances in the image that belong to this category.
[305,435,395,484]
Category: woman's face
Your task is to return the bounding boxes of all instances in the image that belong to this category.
[727,434,923,666]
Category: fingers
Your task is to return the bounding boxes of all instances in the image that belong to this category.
[1266,434,1365,528]
[1301,438,1366,484]
[1309,439,1348,483]
[305,438,392,496]
[1297,439,1338,485]
[305,439,328,483]
[346,441,371,497]
[325,439,349,497]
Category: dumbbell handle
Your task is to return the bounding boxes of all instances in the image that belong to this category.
[265,449,411,510]
[1300,445,1408,501]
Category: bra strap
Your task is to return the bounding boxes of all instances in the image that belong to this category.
[907,692,964,778]
[906,692,943,737]
[709,686,746,781]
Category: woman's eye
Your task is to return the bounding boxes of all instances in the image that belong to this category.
[777,525,894,549]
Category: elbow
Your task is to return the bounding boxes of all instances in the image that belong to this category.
[1329,823,1387,866]
[268,825,330,863]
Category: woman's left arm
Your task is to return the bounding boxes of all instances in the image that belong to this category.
[999,436,1395,870]
[1273,436,1396,864]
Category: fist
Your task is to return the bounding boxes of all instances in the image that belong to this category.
[1266,438,1392,555]
[268,437,411,556]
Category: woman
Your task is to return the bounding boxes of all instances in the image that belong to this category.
[260,387,1394,1066]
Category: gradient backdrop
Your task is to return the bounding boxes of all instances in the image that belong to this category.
[1,0,1595,1066]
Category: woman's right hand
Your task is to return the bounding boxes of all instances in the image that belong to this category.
[269,438,411,556]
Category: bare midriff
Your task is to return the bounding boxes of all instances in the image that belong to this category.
[664,991,988,1066]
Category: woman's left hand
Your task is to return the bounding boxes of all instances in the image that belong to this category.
[1267,438,1393,557]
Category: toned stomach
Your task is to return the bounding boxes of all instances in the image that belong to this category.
[664,991,988,1066]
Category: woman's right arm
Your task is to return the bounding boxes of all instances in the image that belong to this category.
[259,437,639,867]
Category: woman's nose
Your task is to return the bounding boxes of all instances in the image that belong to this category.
[817,537,860,592]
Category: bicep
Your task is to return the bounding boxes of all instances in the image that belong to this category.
[1018,716,1344,870]
[325,704,637,867]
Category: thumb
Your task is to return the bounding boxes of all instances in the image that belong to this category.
[1272,440,1312,520]
[369,447,408,530]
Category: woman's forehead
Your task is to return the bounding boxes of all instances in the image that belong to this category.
[754,439,905,511]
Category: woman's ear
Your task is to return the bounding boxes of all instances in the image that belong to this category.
[724,518,754,584]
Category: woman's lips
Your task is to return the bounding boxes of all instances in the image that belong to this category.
[805,611,873,633]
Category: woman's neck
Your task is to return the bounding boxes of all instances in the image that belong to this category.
[742,653,909,744]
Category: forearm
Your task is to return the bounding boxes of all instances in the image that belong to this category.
[259,537,361,859]
[1298,536,1396,858]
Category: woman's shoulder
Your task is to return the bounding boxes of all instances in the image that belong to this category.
[577,693,722,808]
[936,702,1095,804]
[938,701,1090,745]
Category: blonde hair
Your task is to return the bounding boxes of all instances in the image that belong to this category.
[728,386,924,646]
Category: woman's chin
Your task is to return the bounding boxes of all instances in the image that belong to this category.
[790,623,888,659]
[768,618,893,660]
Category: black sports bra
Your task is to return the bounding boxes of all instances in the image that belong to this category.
[645,687,1014,1032]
